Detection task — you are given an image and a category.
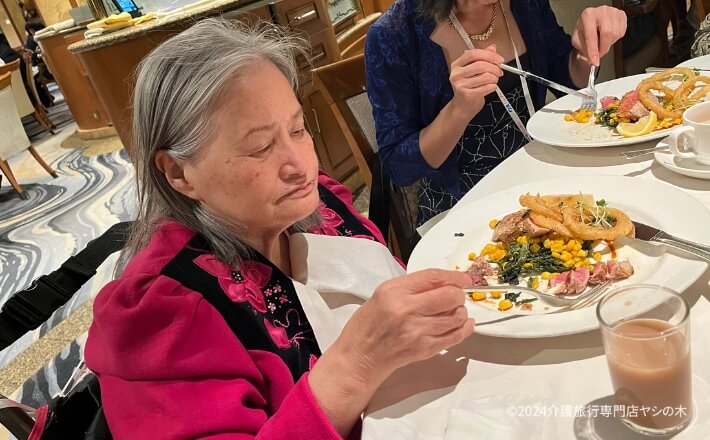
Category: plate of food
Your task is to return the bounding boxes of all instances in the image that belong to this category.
[526,67,710,147]
[407,176,709,337]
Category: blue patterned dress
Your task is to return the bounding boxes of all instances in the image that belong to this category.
[365,0,577,225]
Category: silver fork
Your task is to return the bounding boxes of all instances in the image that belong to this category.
[580,65,597,111]
[466,280,612,308]
[621,145,669,159]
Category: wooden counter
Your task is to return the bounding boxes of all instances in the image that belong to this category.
[68,0,276,154]
[36,28,113,136]
[68,0,360,188]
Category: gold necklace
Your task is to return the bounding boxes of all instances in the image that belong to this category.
[448,3,497,41]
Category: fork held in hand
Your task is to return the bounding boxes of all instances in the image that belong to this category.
[580,65,597,111]
[466,280,611,308]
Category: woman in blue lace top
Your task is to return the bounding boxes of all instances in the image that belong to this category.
[365,0,626,225]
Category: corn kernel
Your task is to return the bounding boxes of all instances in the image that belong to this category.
[471,292,486,301]
[489,219,499,229]
[574,261,584,268]
[551,251,562,259]
[541,271,552,280]
[564,114,574,121]
[573,243,582,252]
[523,262,533,269]
[561,251,573,261]
[498,299,513,311]
[576,250,588,258]
[490,290,502,299]
[563,260,575,267]
[517,236,529,245]
[543,239,551,248]
[467,252,477,261]
[565,241,576,252]
[530,277,540,289]
[593,252,602,261]
[530,243,541,253]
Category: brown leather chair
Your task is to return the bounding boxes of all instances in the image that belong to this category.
[312,54,420,261]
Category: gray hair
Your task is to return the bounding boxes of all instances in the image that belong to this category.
[120,17,321,271]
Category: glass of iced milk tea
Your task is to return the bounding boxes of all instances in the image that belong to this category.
[597,284,693,435]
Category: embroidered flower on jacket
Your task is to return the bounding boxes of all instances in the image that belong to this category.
[263,318,290,349]
[193,255,270,313]
[262,310,312,349]
[308,201,375,240]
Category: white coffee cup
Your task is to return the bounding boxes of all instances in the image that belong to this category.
[668,101,710,165]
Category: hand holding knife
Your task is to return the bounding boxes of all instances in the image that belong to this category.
[498,63,595,100]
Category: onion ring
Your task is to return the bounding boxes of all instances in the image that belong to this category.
[673,76,710,103]
[637,80,681,119]
[648,67,696,83]
[561,207,634,241]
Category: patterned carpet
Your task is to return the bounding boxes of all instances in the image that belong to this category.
[0,103,135,410]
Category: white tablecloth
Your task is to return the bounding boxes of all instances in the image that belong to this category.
[362,140,710,439]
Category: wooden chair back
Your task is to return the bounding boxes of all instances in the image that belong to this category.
[312,54,420,261]
[336,13,382,59]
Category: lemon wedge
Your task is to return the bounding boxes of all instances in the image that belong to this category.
[616,112,658,138]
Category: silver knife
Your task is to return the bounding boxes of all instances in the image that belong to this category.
[645,66,710,73]
[499,64,593,99]
[632,220,710,262]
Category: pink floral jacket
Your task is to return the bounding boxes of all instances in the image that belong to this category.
[85,172,387,439]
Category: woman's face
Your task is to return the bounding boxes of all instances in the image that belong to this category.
[178,60,319,237]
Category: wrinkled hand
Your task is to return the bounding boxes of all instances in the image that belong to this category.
[449,45,503,120]
[572,6,627,66]
[338,269,475,381]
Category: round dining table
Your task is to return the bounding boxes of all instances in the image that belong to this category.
[360,61,710,439]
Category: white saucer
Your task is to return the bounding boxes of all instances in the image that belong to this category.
[654,140,710,180]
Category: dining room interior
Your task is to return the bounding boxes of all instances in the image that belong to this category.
[1,0,710,438]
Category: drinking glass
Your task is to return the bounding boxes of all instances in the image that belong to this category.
[596,284,692,435]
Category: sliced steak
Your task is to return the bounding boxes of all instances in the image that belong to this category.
[548,272,570,295]
[567,267,591,294]
[607,260,634,280]
[466,256,495,286]
[589,262,608,285]
[617,90,649,121]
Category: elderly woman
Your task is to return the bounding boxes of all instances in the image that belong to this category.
[366,0,627,225]
[85,18,474,439]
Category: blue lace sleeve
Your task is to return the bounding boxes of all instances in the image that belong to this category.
[365,16,440,187]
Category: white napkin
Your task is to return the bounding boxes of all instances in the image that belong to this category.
[289,233,405,350]
[445,394,547,440]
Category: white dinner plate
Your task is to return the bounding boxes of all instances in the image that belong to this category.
[407,176,709,338]
[654,139,710,180]
[527,73,672,148]
[677,54,710,69]
[527,55,710,148]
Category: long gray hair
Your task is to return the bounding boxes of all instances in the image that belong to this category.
[119,18,321,272]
